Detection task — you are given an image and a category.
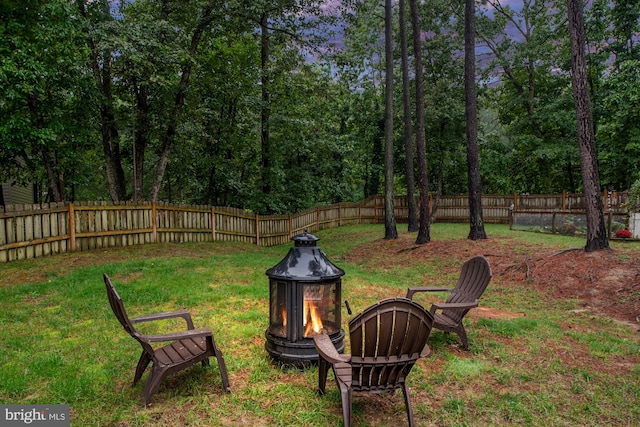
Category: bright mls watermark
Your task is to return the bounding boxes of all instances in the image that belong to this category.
[1,405,69,426]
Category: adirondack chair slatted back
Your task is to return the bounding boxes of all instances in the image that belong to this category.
[348,298,433,390]
[105,274,135,334]
[443,256,492,324]
[104,274,154,355]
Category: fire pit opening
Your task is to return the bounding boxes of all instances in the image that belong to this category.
[265,230,345,367]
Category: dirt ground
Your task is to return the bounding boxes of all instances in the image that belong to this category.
[344,234,640,329]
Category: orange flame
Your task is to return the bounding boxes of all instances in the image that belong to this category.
[303,299,324,336]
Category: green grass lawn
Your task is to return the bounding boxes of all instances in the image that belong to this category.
[0,224,638,426]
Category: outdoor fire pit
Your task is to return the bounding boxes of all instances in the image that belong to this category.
[265,230,345,367]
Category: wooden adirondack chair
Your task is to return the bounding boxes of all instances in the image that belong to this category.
[104,274,231,405]
[313,298,434,427]
[406,255,492,349]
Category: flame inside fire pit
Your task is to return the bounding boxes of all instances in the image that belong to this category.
[304,302,323,336]
[303,289,325,336]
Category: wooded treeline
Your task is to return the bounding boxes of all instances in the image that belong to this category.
[1,0,639,216]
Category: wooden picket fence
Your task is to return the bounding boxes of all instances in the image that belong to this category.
[0,192,629,263]
[0,197,383,263]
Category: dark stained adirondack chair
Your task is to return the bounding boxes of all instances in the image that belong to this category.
[406,255,492,350]
[313,298,434,427]
[104,274,231,405]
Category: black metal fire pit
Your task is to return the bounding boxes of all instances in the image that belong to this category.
[265,230,345,367]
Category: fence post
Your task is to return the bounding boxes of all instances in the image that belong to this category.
[508,205,513,230]
[151,202,157,243]
[288,215,292,239]
[373,197,377,223]
[68,203,76,252]
[255,214,260,246]
[211,207,216,241]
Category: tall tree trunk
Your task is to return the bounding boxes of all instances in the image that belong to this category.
[465,0,487,240]
[365,117,385,199]
[149,8,213,202]
[399,0,418,232]
[98,58,127,202]
[54,143,65,201]
[429,132,445,224]
[78,0,127,202]
[383,0,397,239]
[410,0,430,244]
[26,93,63,202]
[41,145,62,203]
[260,12,271,196]
[567,0,609,252]
[132,72,149,202]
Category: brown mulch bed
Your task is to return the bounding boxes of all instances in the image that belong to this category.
[344,234,640,327]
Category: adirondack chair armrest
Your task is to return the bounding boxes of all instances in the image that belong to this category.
[131,309,196,330]
[140,327,213,343]
[430,300,478,312]
[313,332,351,365]
[406,287,454,299]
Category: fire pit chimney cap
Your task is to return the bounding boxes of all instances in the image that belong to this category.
[292,229,319,247]
[266,228,344,281]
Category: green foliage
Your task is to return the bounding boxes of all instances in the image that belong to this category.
[478,0,582,194]
[0,0,639,211]
[596,60,640,191]
[626,177,640,212]
[0,0,94,193]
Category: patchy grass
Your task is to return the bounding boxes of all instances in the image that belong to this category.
[0,224,639,426]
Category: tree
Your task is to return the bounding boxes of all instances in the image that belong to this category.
[596,60,640,191]
[420,1,465,198]
[478,0,578,194]
[411,0,430,244]
[0,0,93,202]
[236,0,335,213]
[148,5,217,203]
[259,8,272,197]
[334,0,386,201]
[465,0,487,240]
[567,0,609,252]
[78,0,127,202]
[590,0,640,191]
[383,0,398,239]
[3,0,639,215]
[398,0,418,232]
[181,30,260,207]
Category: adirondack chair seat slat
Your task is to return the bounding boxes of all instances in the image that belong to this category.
[432,313,459,328]
[156,337,208,365]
